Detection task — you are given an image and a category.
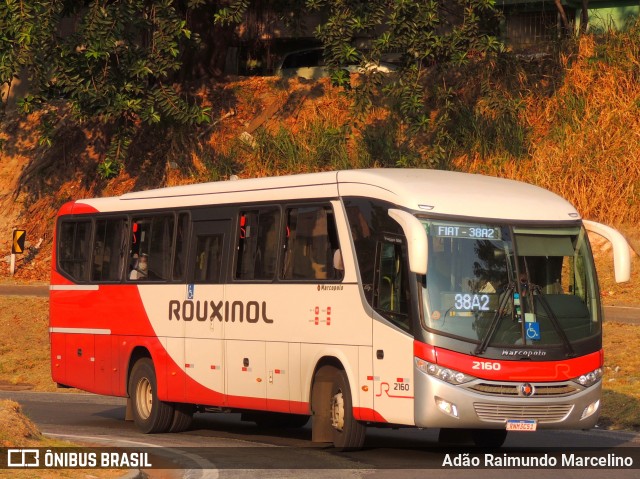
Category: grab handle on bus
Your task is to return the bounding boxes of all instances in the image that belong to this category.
[388,209,428,275]
[583,219,631,283]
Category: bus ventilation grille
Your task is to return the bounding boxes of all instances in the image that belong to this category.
[473,403,573,423]
[469,382,580,397]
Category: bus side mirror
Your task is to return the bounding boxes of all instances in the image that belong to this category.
[388,209,428,275]
[583,219,631,283]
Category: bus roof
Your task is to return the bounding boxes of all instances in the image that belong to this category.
[73,168,580,222]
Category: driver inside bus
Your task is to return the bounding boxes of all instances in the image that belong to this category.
[130,253,148,280]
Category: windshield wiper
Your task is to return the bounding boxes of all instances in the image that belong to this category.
[531,285,576,358]
[474,283,515,356]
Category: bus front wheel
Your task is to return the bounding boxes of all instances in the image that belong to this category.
[128,358,174,433]
[311,365,366,450]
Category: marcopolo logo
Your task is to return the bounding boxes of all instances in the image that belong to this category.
[169,300,274,324]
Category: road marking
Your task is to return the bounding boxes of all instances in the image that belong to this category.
[43,432,219,479]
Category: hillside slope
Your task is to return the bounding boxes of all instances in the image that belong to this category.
[1,33,639,298]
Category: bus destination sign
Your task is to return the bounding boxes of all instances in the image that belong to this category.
[432,224,501,240]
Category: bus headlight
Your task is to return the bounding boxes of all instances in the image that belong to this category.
[572,368,603,387]
[435,396,459,418]
[581,400,600,420]
[415,358,475,385]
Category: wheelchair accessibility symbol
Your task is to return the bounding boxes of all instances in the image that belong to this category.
[526,322,541,341]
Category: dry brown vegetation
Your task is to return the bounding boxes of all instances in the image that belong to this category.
[601,322,640,431]
[455,34,640,229]
[0,297,54,391]
[1,31,640,286]
[0,400,42,446]
[0,400,123,478]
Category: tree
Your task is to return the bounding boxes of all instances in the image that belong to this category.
[2,1,503,175]
[217,0,503,166]
[0,1,60,117]
[1,1,214,177]
[579,0,590,34]
[553,0,572,32]
[554,0,590,34]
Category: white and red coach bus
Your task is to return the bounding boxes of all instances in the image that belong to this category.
[49,169,631,448]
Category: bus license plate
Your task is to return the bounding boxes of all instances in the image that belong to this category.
[506,419,537,431]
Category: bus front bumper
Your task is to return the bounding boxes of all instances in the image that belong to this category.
[414,368,602,430]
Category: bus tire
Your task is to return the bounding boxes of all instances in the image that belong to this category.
[128,358,174,434]
[471,428,508,448]
[311,366,366,450]
[169,403,195,433]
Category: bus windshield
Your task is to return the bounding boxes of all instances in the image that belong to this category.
[420,220,600,349]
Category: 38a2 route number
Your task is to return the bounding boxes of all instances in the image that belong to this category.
[454,293,490,311]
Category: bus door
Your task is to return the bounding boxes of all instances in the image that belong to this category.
[184,219,229,403]
[371,236,416,425]
[224,207,282,411]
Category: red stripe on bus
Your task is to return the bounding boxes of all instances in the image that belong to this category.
[433,347,602,382]
[353,407,388,423]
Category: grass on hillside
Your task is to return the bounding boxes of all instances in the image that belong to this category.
[0,297,56,391]
[454,31,640,228]
[0,296,638,432]
[2,25,640,287]
[0,400,123,478]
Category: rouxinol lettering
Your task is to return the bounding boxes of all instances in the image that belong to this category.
[168,300,274,324]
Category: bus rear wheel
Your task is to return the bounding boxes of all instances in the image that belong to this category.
[311,365,366,450]
[169,403,195,433]
[129,358,174,433]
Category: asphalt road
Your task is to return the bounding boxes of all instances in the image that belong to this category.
[1,390,639,478]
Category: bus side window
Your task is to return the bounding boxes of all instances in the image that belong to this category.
[92,218,125,282]
[194,234,224,283]
[58,220,92,282]
[172,213,189,281]
[375,241,411,332]
[235,208,280,281]
[129,215,175,281]
[281,205,341,281]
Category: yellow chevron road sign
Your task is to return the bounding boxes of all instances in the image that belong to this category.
[12,229,26,254]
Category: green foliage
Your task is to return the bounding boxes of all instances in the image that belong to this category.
[99,127,134,179]
[308,1,503,129]
[450,77,528,159]
[37,112,57,148]
[3,0,507,177]
[0,1,60,117]
[251,121,350,173]
[358,120,423,169]
[217,1,504,165]
[51,1,205,127]
[214,0,250,25]
[1,1,211,175]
